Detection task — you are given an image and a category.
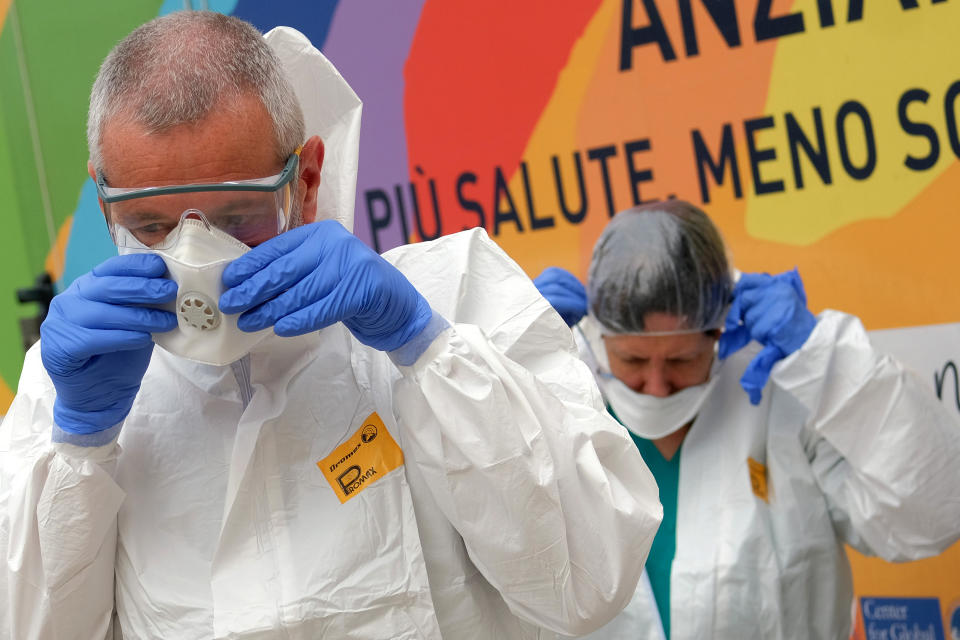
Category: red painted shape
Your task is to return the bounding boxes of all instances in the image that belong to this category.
[404,0,603,238]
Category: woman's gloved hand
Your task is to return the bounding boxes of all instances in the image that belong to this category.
[533,266,588,327]
[40,254,178,435]
[220,220,434,354]
[718,268,817,405]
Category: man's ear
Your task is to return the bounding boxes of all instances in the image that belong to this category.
[88,161,107,215]
[297,136,324,224]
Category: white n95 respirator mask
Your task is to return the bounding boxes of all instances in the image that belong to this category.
[117,214,272,366]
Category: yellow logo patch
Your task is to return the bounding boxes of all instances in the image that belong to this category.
[747,457,769,503]
[318,412,404,504]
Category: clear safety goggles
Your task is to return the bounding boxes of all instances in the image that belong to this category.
[577,314,723,383]
[95,152,300,249]
[591,315,729,339]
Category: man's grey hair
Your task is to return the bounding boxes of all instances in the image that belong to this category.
[87,11,304,173]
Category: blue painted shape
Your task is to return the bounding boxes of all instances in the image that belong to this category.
[949,605,959,640]
[159,0,239,16]
[231,0,339,50]
[60,179,116,289]
[861,597,945,640]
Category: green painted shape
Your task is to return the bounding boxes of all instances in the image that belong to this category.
[0,0,163,399]
[0,93,34,397]
[0,11,47,273]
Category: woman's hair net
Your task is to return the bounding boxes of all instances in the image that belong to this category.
[587,200,733,335]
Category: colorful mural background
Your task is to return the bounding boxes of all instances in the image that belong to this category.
[1,0,956,635]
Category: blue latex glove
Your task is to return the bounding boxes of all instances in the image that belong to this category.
[718,268,816,405]
[220,220,434,354]
[40,254,178,436]
[533,266,588,327]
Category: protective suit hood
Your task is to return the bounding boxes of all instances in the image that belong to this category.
[265,27,362,232]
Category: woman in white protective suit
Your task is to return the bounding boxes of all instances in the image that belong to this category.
[533,199,960,640]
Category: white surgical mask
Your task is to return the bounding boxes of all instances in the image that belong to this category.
[576,314,721,439]
[599,371,719,439]
[118,215,272,366]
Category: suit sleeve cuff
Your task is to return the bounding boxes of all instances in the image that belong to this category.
[388,310,451,367]
[52,421,123,448]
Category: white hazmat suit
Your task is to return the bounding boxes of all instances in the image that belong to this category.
[0,228,662,639]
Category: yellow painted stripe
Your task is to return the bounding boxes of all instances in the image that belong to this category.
[45,215,72,282]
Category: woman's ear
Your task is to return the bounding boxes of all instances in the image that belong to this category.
[297,136,325,224]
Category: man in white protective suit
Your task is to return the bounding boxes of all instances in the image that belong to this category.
[0,12,663,640]
[534,199,960,640]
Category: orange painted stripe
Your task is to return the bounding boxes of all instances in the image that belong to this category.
[0,375,14,415]
[0,0,12,35]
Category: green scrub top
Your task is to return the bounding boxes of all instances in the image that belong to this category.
[630,432,680,639]
[610,406,681,639]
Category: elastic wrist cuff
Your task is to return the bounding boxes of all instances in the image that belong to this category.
[388,310,450,367]
[52,421,123,447]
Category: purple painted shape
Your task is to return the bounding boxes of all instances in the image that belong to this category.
[321,1,425,253]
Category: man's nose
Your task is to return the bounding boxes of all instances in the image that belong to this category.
[639,367,672,398]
